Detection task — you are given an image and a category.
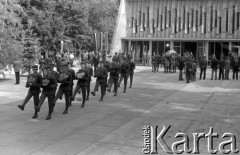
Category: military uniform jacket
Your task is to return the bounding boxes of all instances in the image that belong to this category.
[110,62,120,78]
[211,59,218,70]
[129,62,135,74]
[94,66,108,82]
[120,62,130,75]
[186,61,192,71]
[58,70,72,91]
[68,68,75,86]
[76,68,89,86]
[26,73,42,94]
[178,59,185,70]
[86,66,93,82]
[199,59,207,69]
[41,73,57,95]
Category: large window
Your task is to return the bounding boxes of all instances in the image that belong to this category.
[173,42,181,55]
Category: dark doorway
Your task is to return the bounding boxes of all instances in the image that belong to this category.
[183,42,197,58]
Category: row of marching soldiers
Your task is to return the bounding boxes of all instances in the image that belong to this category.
[18,57,135,120]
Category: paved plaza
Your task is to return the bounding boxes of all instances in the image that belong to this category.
[0,67,240,155]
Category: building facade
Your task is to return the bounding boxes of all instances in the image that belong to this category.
[111,0,240,64]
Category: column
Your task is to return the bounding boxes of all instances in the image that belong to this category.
[205,42,209,62]
[149,41,152,64]
[170,41,174,50]
[128,40,132,51]
[229,42,232,52]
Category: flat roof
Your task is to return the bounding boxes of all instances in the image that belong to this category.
[121,37,240,42]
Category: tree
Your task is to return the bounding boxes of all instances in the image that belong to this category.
[0,0,25,65]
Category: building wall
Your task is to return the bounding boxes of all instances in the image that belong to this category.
[125,0,240,40]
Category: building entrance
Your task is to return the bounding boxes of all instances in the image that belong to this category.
[183,42,197,58]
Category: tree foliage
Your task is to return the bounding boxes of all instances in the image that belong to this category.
[0,0,119,65]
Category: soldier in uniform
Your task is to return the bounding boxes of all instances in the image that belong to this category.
[85,61,93,100]
[50,64,59,97]
[191,59,197,82]
[72,62,89,108]
[152,53,157,73]
[199,56,207,80]
[37,66,57,120]
[67,62,75,106]
[211,55,218,80]
[178,57,185,81]
[102,58,111,95]
[91,61,108,101]
[118,58,130,93]
[107,60,120,96]
[53,62,73,114]
[129,58,135,88]
[18,65,42,118]
[225,56,231,80]
[218,57,225,80]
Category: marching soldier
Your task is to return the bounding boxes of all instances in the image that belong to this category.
[107,60,120,96]
[103,58,111,95]
[129,58,135,88]
[37,66,57,120]
[67,62,75,106]
[85,61,93,100]
[118,58,130,93]
[18,65,42,119]
[91,61,108,101]
[50,64,59,97]
[53,62,73,114]
[72,62,89,108]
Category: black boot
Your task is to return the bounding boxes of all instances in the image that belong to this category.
[85,97,89,100]
[114,93,117,96]
[18,105,24,111]
[63,108,68,114]
[99,97,103,102]
[32,111,38,119]
[81,103,85,108]
[91,92,95,96]
[46,113,51,120]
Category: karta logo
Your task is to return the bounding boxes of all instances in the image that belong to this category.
[142,126,239,154]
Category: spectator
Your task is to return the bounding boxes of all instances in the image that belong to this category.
[13,58,22,84]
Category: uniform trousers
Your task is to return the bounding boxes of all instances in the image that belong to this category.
[38,92,54,114]
[118,73,129,91]
[54,88,70,110]
[108,76,119,93]
[73,84,86,105]
[22,90,39,108]
[129,73,133,87]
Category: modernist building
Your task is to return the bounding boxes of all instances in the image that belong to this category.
[111,0,240,64]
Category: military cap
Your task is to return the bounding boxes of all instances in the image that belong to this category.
[81,61,86,64]
[50,63,55,67]
[32,65,38,69]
